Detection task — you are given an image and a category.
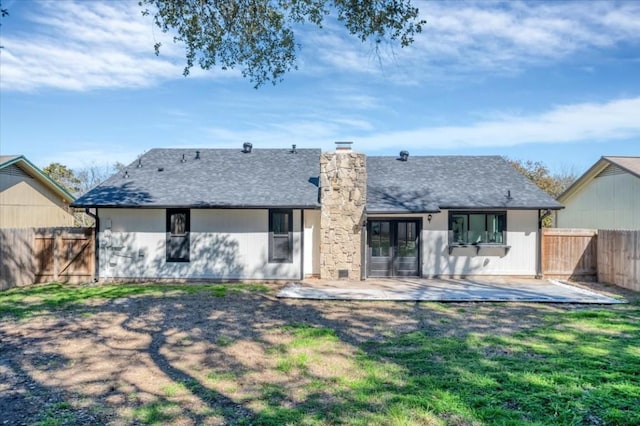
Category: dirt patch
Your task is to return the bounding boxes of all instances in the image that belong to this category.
[0,282,634,425]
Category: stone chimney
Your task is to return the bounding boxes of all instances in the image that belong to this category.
[319,142,367,280]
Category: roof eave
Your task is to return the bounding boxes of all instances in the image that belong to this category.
[1,156,76,203]
[557,157,610,203]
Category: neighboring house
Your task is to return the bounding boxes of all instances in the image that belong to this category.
[556,156,640,230]
[72,143,562,281]
[0,155,76,228]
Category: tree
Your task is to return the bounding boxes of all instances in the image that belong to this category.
[506,159,576,199]
[43,163,82,195]
[76,162,126,195]
[140,0,426,87]
[507,158,577,227]
[44,161,125,226]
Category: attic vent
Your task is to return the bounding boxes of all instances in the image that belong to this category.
[399,150,409,161]
[291,144,297,154]
[195,150,201,160]
[243,142,253,153]
[596,164,625,178]
[0,164,30,178]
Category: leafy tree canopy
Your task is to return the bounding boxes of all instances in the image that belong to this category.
[506,159,576,199]
[139,0,425,87]
[43,163,82,195]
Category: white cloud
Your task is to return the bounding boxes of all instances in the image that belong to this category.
[352,97,640,150]
[0,0,228,92]
[189,96,640,153]
[300,1,640,82]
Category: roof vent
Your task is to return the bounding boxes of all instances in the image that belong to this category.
[506,190,512,200]
[399,150,409,161]
[123,170,129,178]
[136,158,142,168]
[158,167,164,172]
[291,144,297,154]
[195,150,201,160]
[180,154,186,163]
[242,142,253,153]
[335,141,353,153]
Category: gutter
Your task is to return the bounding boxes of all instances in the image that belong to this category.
[536,209,553,279]
[85,208,100,282]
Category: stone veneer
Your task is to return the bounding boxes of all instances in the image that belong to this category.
[319,151,367,280]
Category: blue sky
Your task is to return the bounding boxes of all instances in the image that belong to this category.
[1,0,638,178]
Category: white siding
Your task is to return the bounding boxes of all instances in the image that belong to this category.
[557,173,640,230]
[97,208,307,280]
[304,210,321,277]
[421,210,538,276]
[368,210,538,277]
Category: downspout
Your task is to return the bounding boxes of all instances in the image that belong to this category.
[300,209,305,281]
[536,209,552,279]
[85,208,99,282]
[361,213,367,281]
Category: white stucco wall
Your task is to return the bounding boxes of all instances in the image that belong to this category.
[97,208,310,280]
[304,210,321,277]
[421,210,538,276]
[367,209,539,277]
[557,173,640,230]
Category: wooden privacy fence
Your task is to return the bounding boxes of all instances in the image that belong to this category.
[0,227,94,290]
[598,230,640,292]
[542,228,598,280]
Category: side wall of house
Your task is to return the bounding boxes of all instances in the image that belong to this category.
[368,209,538,277]
[97,208,311,280]
[557,173,640,230]
[0,169,74,228]
[421,209,539,276]
[304,210,321,277]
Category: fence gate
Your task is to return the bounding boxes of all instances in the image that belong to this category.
[542,228,598,280]
[34,228,95,283]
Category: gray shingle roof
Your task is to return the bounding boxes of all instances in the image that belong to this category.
[367,155,563,212]
[73,149,562,212]
[72,148,321,208]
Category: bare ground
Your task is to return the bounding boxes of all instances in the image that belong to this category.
[0,281,636,425]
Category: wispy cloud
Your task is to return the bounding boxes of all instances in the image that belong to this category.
[0,0,225,92]
[191,96,640,153]
[353,97,640,150]
[301,1,640,82]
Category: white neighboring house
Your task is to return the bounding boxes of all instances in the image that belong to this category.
[72,143,562,281]
[556,156,640,230]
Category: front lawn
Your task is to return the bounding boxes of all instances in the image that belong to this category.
[0,282,638,425]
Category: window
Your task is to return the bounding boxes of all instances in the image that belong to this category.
[269,209,293,262]
[449,211,506,245]
[166,209,190,262]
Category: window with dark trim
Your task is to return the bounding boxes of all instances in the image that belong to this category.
[166,209,190,262]
[449,211,507,245]
[269,209,293,263]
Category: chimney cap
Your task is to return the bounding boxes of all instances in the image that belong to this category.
[335,141,353,152]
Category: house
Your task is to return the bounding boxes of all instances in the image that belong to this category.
[0,155,76,228]
[556,156,640,230]
[72,143,562,281]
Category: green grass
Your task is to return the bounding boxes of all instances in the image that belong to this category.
[5,284,639,425]
[253,306,640,425]
[0,282,270,318]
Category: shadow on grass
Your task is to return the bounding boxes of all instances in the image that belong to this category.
[1,282,639,425]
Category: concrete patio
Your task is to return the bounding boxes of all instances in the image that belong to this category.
[277,277,623,304]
